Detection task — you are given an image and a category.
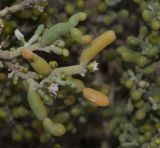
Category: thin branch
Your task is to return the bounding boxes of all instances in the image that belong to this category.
[0,0,47,18]
[5,61,38,80]
[39,65,86,88]
[51,65,86,76]
[0,43,65,60]
[0,43,41,60]
[0,18,4,33]
[0,3,24,18]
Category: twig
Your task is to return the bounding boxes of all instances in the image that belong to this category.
[39,65,86,88]
[0,0,47,18]
[0,18,4,33]
[0,43,66,60]
[51,65,86,76]
[0,43,41,60]
[5,61,38,80]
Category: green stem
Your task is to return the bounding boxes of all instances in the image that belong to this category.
[51,65,85,75]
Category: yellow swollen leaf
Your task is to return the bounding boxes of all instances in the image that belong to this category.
[21,49,51,75]
[80,30,116,65]
[30,53,51,75]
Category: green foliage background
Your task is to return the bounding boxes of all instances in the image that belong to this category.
[0,0,160,148]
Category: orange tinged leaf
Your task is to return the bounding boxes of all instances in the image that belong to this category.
[21,48,33,60]
[82,87,110,107]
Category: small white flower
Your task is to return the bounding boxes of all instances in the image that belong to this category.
[14,29,24,40]
[92,61,99,71]
[87,61,99,72]
[49,83,59,96]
